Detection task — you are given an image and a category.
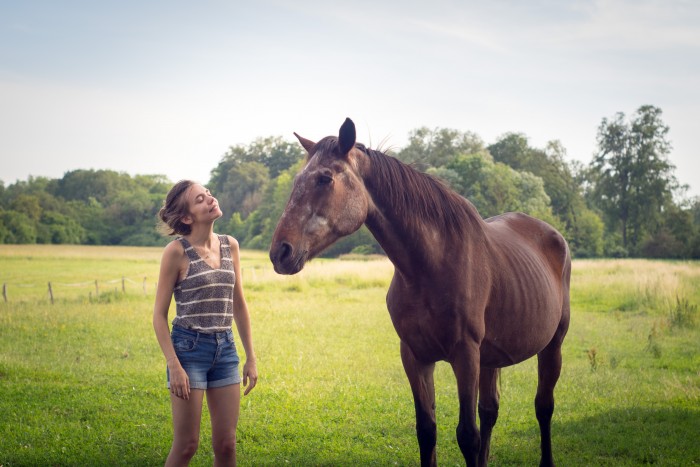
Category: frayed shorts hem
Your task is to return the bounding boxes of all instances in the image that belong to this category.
[167,374,241,391]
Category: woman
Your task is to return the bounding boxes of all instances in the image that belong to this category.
[153,180,257,466]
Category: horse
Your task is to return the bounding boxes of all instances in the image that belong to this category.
[269,118,571,467]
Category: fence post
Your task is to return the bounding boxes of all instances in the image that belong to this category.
[48,282,54,305]
[2,283,6,303]
[122,276,126,293]
[95,280,99,297]
[143,277,147,295]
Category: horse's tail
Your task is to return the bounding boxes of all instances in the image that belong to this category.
[558,234,572,337]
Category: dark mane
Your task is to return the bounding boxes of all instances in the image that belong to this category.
[356,144,483,235]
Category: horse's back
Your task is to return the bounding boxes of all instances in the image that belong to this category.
[486,212,569,280]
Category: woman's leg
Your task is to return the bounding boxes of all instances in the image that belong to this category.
[207,384,241,466]
[166,390,205,467]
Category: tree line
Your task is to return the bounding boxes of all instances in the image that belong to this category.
[1,105,698,259]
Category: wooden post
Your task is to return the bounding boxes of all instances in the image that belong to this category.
[2,283,6,303]
[95,280,99,297]
[122,276,126,293]
[48,282,54,305]
[143,277,147,295]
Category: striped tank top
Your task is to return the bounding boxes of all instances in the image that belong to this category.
[172,235,235,333]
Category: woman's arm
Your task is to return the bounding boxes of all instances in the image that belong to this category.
[152,241,191,400]
[229,236,258,395]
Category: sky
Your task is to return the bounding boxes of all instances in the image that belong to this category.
[1,0,698,197]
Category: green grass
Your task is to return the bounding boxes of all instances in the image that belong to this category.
[0,247,699,465]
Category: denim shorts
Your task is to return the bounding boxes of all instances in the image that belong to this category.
[167,325,241,390]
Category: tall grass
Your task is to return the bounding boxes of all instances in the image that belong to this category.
[571,259,699,315]
[1,248,699,466]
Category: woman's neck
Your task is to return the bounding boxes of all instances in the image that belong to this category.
[187,224,215,247]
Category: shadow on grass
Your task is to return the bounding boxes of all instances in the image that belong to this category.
[553,406,700,466]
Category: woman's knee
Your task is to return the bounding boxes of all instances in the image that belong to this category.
[172,437,200,460]
[213,434,236,459]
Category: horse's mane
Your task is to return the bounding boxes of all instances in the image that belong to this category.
[356,143,483,236]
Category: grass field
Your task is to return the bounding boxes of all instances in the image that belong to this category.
[0,245,699,466]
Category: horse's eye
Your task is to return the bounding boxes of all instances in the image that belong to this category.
[317,174,333,186]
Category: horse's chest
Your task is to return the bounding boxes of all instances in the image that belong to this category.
[386,293,470,361]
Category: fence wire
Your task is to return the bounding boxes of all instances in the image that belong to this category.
[1,268,266,303]
[1,276,154,303]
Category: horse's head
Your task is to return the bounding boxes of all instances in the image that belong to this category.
[269,118,369,274]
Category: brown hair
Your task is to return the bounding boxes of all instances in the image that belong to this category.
[158,180,195,236]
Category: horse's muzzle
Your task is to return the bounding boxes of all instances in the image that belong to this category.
[269,241,304,275]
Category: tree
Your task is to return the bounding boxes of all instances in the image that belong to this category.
[0,210,37,243]
[10,194,42,222]
[218,162,269,219]
[397,127,487,171]
[489,134,585,237]
[209,136,304,226]
[590,105,679,255]
[54,169,131,204]
[241,162,300,250]
[37,211,85,244]
[445,153,558,225]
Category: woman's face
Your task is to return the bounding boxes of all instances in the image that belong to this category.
[184,184,223,224]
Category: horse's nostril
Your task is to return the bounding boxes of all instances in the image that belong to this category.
[277,242,293,262]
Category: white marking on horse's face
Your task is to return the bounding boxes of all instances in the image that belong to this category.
[305,214,329,235]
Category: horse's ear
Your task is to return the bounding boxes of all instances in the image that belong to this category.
[338,118,356,156]
[294,132,316,154]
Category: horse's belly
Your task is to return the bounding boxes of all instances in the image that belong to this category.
[480,300,562,368]
[479,337,547,368]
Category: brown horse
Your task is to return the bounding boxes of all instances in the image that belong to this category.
[269,118,571,467]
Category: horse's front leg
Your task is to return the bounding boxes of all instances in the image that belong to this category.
[450,342,481,467]
[400,341,437,467]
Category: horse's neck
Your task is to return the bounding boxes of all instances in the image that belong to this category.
[361,152,485,278]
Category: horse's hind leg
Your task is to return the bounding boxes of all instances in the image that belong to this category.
[401,341,437,467]
[478,367,499,466]
[535,336,564,467]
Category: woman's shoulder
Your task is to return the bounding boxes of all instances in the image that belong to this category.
[217,233,240,249]
[162,238,187,258]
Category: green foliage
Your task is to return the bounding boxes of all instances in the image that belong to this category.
[0,170,170,247]
[569,208,605,258]
[589,106,684,256]
[237,166,298,250]
[0,209,37,243]
[445,152,555,222]
[2,107,697,259]
[488,134,603,258]
[397,126,487,171]
[208,136,304,227]
[38,211,86,244]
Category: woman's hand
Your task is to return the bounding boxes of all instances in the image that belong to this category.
[168,359,190,400]
[242,359,258,396]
